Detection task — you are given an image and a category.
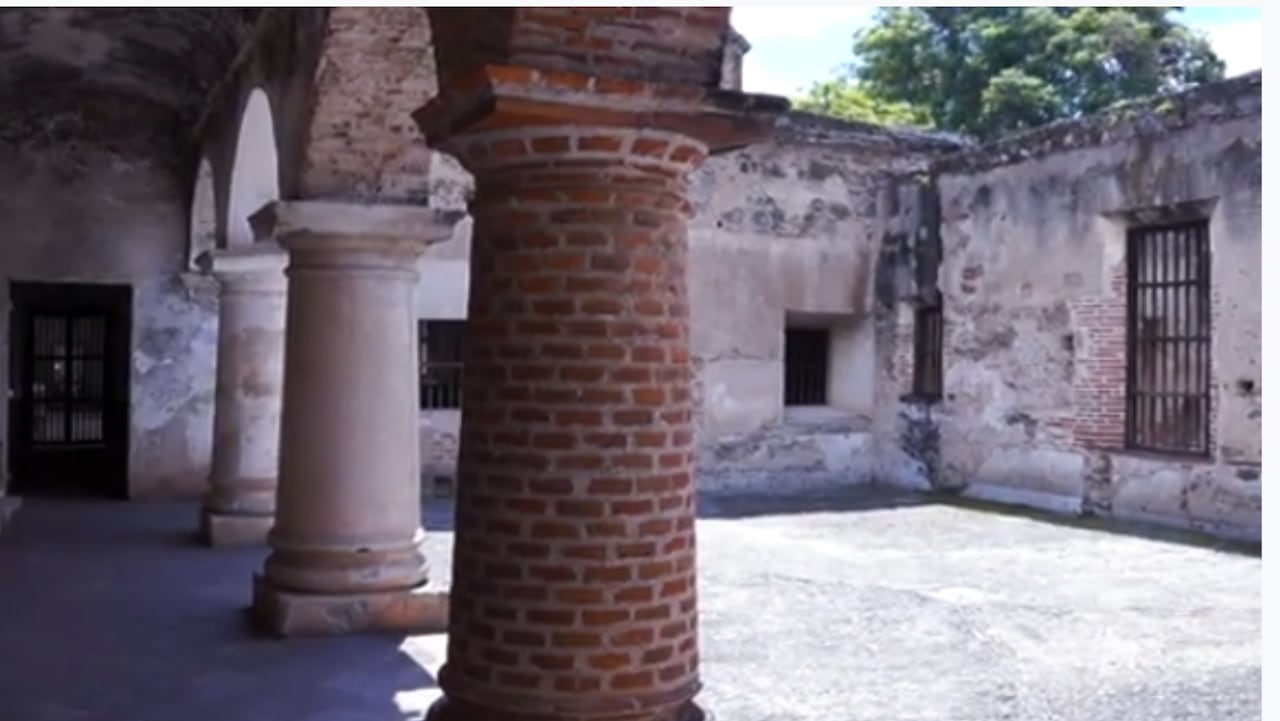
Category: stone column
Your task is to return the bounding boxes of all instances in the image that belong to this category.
[200,244,287,547]
[415,67,782,715]
[249,200,461,637]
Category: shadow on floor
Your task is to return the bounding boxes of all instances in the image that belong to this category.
[0,500,439,721]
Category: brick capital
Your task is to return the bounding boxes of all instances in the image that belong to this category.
[413,64,788,155]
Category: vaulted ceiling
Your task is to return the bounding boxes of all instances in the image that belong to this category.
[0,8,258,149]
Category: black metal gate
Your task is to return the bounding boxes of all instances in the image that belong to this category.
[8,283,131,497]
[1124,220,1212,455]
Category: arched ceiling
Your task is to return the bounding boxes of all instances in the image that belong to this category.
[0,8,259,149]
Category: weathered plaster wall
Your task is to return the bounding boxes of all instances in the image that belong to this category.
[410,112,960,495]
[685,113,955,492]
[0,145,217,498]
[878,72,1262,540]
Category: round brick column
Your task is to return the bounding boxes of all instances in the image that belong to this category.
[201,244,287,547]
[429,128,709,721]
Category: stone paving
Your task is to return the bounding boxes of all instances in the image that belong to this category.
[0,489,1260,721]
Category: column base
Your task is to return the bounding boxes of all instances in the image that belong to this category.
[425,696,709,721]
[251,574,449,638]
[200,509,274,547]
[0,494,21,537]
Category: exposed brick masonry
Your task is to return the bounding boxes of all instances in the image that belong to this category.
[1072,258,1221,455]
[427,8,729,91]
[1071,261,1128,450]
[435,127,709,721]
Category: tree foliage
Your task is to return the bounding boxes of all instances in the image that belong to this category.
[797,7,1226,138]
[791,78,932,128]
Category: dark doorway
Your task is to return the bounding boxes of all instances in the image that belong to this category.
[8,283,131,498]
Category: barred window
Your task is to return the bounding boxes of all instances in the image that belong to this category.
[912,303,943,400]
[1125,220,1211,455]
[784,327,829,406]
[419,320,464,410]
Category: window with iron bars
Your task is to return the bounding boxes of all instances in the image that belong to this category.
[419,320,464,410]
[784,327,829,406]
[1125,220,1212,456]
[912,302,943,400]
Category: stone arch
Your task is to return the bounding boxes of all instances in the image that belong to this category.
[226,88,279,247]
[188,156,217,272]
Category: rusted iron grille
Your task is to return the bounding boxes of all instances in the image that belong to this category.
[784,327,829,406]
[913,303,943,400]
[419,320,464,410]
[1125,220,1212,455]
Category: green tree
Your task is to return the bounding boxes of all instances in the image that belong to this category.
[792,78,931,128]
[846,6,1225,138]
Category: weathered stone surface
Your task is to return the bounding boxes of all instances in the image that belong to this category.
[253,575,449,638]
[0,141,218,498]
[876,72,1262,541]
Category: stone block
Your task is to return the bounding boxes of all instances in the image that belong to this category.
[200,510,273,547]
[252,575,449,638]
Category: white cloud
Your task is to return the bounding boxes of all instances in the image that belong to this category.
[730,5,874,42]
[1204,20,1262,75]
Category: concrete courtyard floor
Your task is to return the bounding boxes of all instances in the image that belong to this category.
[0,488,1261,721]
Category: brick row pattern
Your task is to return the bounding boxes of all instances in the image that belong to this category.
[426,8,729,91]
[1072,256,1222,455]
[1070,261,1129,449]
[440,127,710,721]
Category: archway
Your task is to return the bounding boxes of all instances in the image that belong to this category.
[226,89,279,248]
[188,156,217,271]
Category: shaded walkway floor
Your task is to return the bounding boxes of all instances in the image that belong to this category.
[0,490,1261,721]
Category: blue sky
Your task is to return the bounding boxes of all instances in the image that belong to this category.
[730,5,1263,97]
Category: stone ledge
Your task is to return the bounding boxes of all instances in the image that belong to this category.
[200,510,273,548]
[252,576,449,638]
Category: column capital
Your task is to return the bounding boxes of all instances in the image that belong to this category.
[250,200,466,257]
[412,64,788,156]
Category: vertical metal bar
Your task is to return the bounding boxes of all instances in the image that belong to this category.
[1198,222,1208,453]
[1177,226,1187,449]
[1124,230,1135,448]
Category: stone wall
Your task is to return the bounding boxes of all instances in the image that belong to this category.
[414,112,961,495]
[878,72,1262,540]
[0,143,217,498]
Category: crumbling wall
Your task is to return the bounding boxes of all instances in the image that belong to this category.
[687,112,957,493]
[0,142,217,498]
[414,111,961,496]
[877,72,1262,540]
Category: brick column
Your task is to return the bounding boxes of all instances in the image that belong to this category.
[248,200,462,637]
[434,125,707,721]
[417,64,783,721]
[201,244,287,547]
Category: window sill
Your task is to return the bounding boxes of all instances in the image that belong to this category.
[1107,448,1216,466]
[899,393,943,406]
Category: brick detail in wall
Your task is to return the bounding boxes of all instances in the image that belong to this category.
[438,127,709,721]
[427,7,730,90]
[1070,261,1128,450]
[300,7,437,202]
[1071,256,1222,456]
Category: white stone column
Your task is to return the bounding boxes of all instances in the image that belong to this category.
[249,200,462,637]
[201,244,288,547]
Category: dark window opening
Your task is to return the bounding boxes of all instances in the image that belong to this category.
[1125,220,1212,455]
[420,320,464,410]
[784,327,829,406]
[913,303,944,400]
